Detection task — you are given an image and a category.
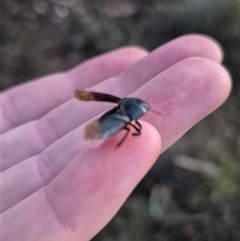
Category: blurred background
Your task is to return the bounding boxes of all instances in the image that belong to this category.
[1,0,239,240]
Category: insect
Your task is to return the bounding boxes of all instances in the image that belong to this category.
[74,90,159,147]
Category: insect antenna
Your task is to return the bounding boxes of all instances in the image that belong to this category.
[149,109,163,116]
[145,94,163,116]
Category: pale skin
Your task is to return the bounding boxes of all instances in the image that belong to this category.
[1,35,231,241]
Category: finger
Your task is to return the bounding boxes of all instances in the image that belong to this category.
[2,35,224,171]
[115,34,223,93]
[2,35,222,133]
[2,47,148,132]
[140,57,231,152]
[3,57,231,212]
[3,123,161,241]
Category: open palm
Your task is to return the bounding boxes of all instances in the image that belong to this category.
[2,35,231,241]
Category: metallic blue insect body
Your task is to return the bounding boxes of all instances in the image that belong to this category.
[74,90,149,146]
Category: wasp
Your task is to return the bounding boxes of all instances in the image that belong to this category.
[74,90,160,147]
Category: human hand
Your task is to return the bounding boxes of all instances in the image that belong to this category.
[2,35,231,241]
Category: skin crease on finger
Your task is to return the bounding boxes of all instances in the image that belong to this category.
[1,34,223,134]
[3,122,162,241]
[2,57,231,214]
[2,35,224,172]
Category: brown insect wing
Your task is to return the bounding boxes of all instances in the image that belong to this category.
[74,90,94,101]
[84,120,101,140]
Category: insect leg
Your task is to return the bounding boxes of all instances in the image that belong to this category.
[117,126,130,147]
[135,120,142,131]
[128,122,141,136]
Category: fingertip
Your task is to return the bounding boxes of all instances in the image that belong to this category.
[191,57,232,103]
[218,63,232,99]
[101,120,161,170]
[173,57,232,109]
[175,34,224,63]
[116,46,149,57]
